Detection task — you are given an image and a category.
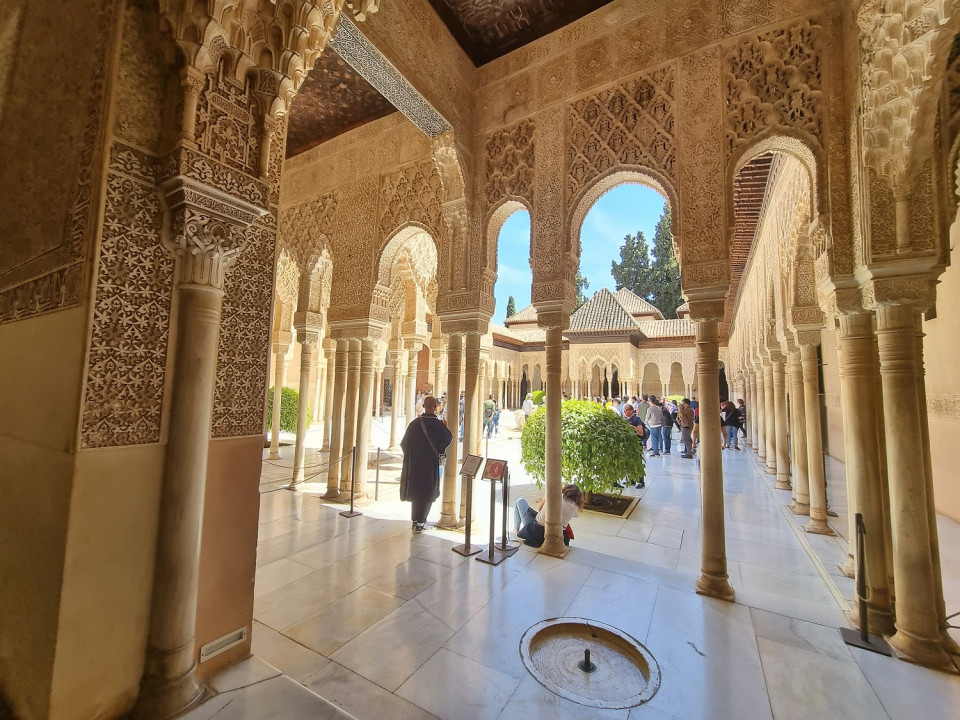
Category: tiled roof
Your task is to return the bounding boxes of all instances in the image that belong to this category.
[637,318,694,338]
[491,323,545,344]
[613,288,664,320]
[504,304,538,324]
[568,288,640,332]
[676,301,689,316]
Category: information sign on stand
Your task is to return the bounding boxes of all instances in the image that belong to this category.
[452,454,484,557]
[477,459,514,566]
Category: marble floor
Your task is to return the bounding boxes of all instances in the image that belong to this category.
[197,416,960,719]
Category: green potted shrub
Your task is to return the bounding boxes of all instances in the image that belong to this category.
[531,389,545,406]
[520,399,645,503]
[265,386,308,434]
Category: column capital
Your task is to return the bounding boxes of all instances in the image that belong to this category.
[535,308,570,330]
[159,174,268,290]
[293,310,324,334]
[687,298,725,323]
[795,329,822,349]
[862,273,936,312]
[328,318,387,342]
[296,329,320,345]
[437,312,489,336]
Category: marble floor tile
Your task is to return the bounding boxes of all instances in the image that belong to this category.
[182,675,354,720]
[305,661,438,720]
[643,585,772,720]
[283,585,406,656]
[731,584,848,628]
[575,529,680,569]
[738,562,841,606]
[287,531,373,571]
[626,705,685,720]
[852,644,960,720]
[564,582,658,645]
[397,648,519,720]
[251,621,330,686]
[254,563,363,631]
[414,560,518,633]
[330,598,455,691]
[258,516,304,541]
[647,525,683,549]
[207,656,281,693]
[367,556,452,600]
[497,674,629,720]
[254,558,317,598]
[758,637,889,720]
[616,519,655,543]
[750,607,852,662]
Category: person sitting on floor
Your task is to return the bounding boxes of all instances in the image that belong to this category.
[513,484,584,547]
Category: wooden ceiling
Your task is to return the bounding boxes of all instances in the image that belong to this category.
[426,0,615,66]
[722,153,777,337]
[285,45,397,158]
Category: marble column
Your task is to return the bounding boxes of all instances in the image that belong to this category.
[312,350,324,425]
[540,326,568,558]
[913,315,959,655]
[291,332,317,486]
[433,347,445,397]
[406,344,420,423]
[437,334,462,529]
[325,339,348,498]
[353,338,376,497]
[745,371,754,447]
[763,362,776,474]
[694,318,734,601]
[750,371,759,450]
[876,304,952,669]
[772,358,791,490]
[267,343,288,460]
[321,340,335,452]
[800,342,833,536]
[373,369,382,418]
[755,370,766,462]
[388,350,403,449]
[461,334,481,522]
[837,312,892,633]
[338,339,361,497]
[787,350,810,515]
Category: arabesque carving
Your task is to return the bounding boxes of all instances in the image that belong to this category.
[485,119,535,209]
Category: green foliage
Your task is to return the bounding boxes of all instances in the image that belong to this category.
[531,389,545,405]
[520,400,646,496]
[505,295,517,318]
[266,386,308,434]
[574,271,590,308]
[610,207,683,318]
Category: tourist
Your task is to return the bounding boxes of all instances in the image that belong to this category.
[737,398,747,440]
[491,402,501,437]
[721,400,740,450]
[483,393,496,438]
[678,398,695,458]
[661,399,674,455]
[613,397,625,417]
[400,395,452,533]
[458,390,465,441]
[522,392,535,418]
[645,396,663,457]
[691,398,700,450]
[514,484,585,548]
[623,404,646,488]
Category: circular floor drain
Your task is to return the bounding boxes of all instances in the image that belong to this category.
[519,618,661,709]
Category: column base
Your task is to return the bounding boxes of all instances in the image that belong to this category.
[804,518,836,535]
[435,513,459,530]
[789,501,810,516]
[942,629,960,657]
[840,554,855,578]
[887,630,959,673]
[323,487,341,499]
[775,477,792,490]
[846,606,896,637]
[696,573,735,602]
[539,537,570,558]
[132,668,208,719]
[267,451,280,460]
[765,466,777,475]
[337,491,367,503]
[320,444,330,452]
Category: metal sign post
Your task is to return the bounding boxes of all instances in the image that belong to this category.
[494,465,519,555]
[477,459,510,566]
[839,513,891,655]
[452,454,484,557]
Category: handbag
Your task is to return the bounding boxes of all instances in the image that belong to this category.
[419,418,445,476]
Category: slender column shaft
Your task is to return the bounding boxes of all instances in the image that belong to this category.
[744,374,753,447]
[694,319,734,601]
[325,339,348,497]
[750,373,759,449]
[373,370,382,418]
[388,353,402,449]
[763,363,776,473]
[801,344,833,535]
[268,347,287,460]
[312,354,324,424]
[438,335,463,528]
[353,339,375,497]
[773,360,791,490]
[837,313,892,633]
[433,351,444,397]
[539,327,567,557]
[787,351,810,514]
[755,371,766,462]
[339,339,361,495]
[876,304,952,669]
[406,347,418,423]
[461,335,481,521]
[140,284,224,713]
[291,338,314,484]
[321,344,335,451]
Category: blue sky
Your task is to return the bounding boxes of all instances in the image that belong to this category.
[492,184,666,324]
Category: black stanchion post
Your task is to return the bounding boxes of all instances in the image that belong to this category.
[495,467,519,555]
[453,470,482,557]
[340,446,362,518]
[839,512,890,655]
[476,474,506,566]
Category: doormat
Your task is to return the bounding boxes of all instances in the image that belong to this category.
[583,493,639,519]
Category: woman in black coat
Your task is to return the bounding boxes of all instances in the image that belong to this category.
[400,395,452,531]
